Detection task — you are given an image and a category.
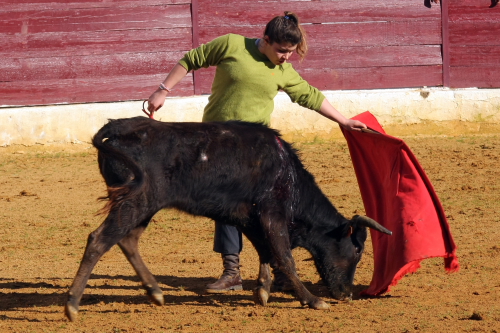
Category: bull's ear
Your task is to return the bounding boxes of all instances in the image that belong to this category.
[343,224,354,238]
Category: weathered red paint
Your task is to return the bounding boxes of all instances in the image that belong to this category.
[0,1,193,106]
[193,0,444,93]
[448,0,499,88]
[0,0,498,107]
[0,74,194,107]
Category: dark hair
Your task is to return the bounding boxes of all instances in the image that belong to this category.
[263,11,308,61]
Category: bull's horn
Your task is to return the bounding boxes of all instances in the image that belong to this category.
[353,215,392,235]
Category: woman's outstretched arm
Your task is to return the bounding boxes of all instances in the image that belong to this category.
[147,63,189,112]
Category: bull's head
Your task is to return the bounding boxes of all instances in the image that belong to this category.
[310,215,391,300]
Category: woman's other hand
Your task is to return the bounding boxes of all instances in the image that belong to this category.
[147,89,168,113]
[340,118,367,132]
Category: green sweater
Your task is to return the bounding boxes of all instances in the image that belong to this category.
[179,34,325,125]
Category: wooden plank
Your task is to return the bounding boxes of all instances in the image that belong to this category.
[198,0,441,26]
[0,0,189,3]
[449,3,499,20]
[450,0,497,6]
[442,0,450,87]
[191,0,200,47]
[198,20,442,47]
[0,1,192,13]
[298,66,443,90]
[0,51,187,81]
[0,27,193,58]
[305,21,441,47]
[293,45,442,69]
[198,26,264,44]
[449,21,500,46]
[191,0,202,95]
[0,4,192,34]
[449,12,499,22]
[450,67,500,88]
[195,65,443,94]
[449,46,500,66]
[0,74,194,107]
[298,21,442,47]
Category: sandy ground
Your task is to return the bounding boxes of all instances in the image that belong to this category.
[1,134,499,332]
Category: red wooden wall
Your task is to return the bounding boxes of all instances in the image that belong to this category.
[0,0,498,107]
[447,0,500,88]
[195,0,443,94]
[0,0,194,106]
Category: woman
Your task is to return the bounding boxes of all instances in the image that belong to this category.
[147,11,366,294]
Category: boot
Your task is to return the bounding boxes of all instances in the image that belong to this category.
[270,258,294,292]
[205,254,243,294]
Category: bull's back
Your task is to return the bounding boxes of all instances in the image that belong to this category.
[153,121,286,212]
[93,118,292,217]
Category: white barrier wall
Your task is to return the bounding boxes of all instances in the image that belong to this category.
[1,88,500,146]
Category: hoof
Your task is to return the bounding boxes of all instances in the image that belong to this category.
[148,290,164,306]
[64,302,79,322]
[308,298,329,310]
[253,287,269,306]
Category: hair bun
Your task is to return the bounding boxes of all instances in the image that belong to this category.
[283,11,298,24]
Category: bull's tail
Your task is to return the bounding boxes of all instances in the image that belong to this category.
[92,118,150,215]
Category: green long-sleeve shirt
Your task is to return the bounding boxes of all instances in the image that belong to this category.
[179,34,326,125]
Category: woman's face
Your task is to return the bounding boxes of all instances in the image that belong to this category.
[261,37,297,65]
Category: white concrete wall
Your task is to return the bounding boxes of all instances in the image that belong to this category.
[1,87,500,146]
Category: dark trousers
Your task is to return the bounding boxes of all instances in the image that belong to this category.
[213,221,242,254]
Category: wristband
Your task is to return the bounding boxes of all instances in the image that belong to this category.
[159,83,172,92]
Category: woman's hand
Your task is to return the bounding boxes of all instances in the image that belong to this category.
[318,99,367,131]
[339,118,367,132]
[146,63,189,113]
[147,89,168,113]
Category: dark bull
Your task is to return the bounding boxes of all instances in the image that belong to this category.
[65,117,391,321]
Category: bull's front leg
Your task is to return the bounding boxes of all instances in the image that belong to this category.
[261,213,329,310]
[254,262,272,306]
[238,223,274,306]
[272,248,329,310]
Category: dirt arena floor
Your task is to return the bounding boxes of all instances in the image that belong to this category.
[1,134,499,332]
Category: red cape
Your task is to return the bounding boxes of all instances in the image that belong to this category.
[341,111,459,296]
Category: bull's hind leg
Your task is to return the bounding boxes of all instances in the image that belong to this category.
[65,207,152,321]
[260,212,329,310]
[117,225,164,306]
[65,218,120,321]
